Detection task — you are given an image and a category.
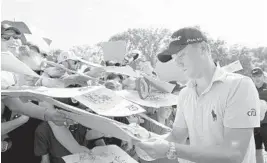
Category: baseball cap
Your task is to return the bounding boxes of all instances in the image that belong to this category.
[157,27,207,63]
[57,51,79,63]
[251,67,264,76]
[1,24,21,35]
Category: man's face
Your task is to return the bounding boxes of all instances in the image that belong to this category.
[1,29,22,54]
[252,74,264,88]
[173,43,203,79]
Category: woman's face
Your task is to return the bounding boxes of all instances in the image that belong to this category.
[1,29,22,54]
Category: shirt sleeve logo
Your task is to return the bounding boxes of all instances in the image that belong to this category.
[247,108,257,116]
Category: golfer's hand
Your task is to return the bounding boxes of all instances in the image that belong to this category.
[135,138,169,159]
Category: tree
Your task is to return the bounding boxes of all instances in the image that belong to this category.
[109,28,172,67]
[208,38,231,66]
[48,49,63,62]
[208,38,267,76]
[249,47,267,70]
[49,26,267,78]
[69,43,104,64]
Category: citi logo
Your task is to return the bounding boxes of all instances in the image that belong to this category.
[247,109,256,116]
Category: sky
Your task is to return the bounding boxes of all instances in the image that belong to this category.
[1,0,267,50]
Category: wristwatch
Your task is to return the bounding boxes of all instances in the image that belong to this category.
[166,142,178,160]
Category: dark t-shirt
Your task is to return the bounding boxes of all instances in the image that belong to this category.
[257,83,267,124]
[2,105,42,163]
[34,122,87,163]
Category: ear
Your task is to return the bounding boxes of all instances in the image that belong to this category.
[199,42,210,57]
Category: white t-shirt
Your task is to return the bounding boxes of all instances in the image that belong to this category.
[1,71,17,89]
[1,70,39,88]
[173,67,260,163]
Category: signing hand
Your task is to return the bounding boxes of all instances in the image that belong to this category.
[135,138,169,160]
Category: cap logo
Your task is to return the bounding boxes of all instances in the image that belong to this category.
[187,37,203,43]
[171,36,181,42]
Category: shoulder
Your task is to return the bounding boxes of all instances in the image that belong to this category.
[35,122,51,136]
[224,72,252,85]
[175,86,193,109]
[223,72,255,91]
[222,73,258,102]
[177,86,191,100]
[1,71,17,89]
[1,71,16,79]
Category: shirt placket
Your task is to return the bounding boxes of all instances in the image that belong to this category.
[191,91,203,144]
[195,95,205,143]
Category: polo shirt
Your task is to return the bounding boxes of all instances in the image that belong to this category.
[173,67,260,163]
[1,71,17,89]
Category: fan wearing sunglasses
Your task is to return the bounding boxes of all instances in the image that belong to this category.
[1,24,22,56]
[2,24,46,74]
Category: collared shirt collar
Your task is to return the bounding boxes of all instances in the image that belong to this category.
[186,66,227,88]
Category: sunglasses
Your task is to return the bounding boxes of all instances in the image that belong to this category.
[1,34,21,41]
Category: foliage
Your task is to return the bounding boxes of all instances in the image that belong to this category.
[109,28,172,67]
[49,27,267,77]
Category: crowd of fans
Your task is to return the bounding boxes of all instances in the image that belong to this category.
[1,21,267,163]
[1,22,184,163]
